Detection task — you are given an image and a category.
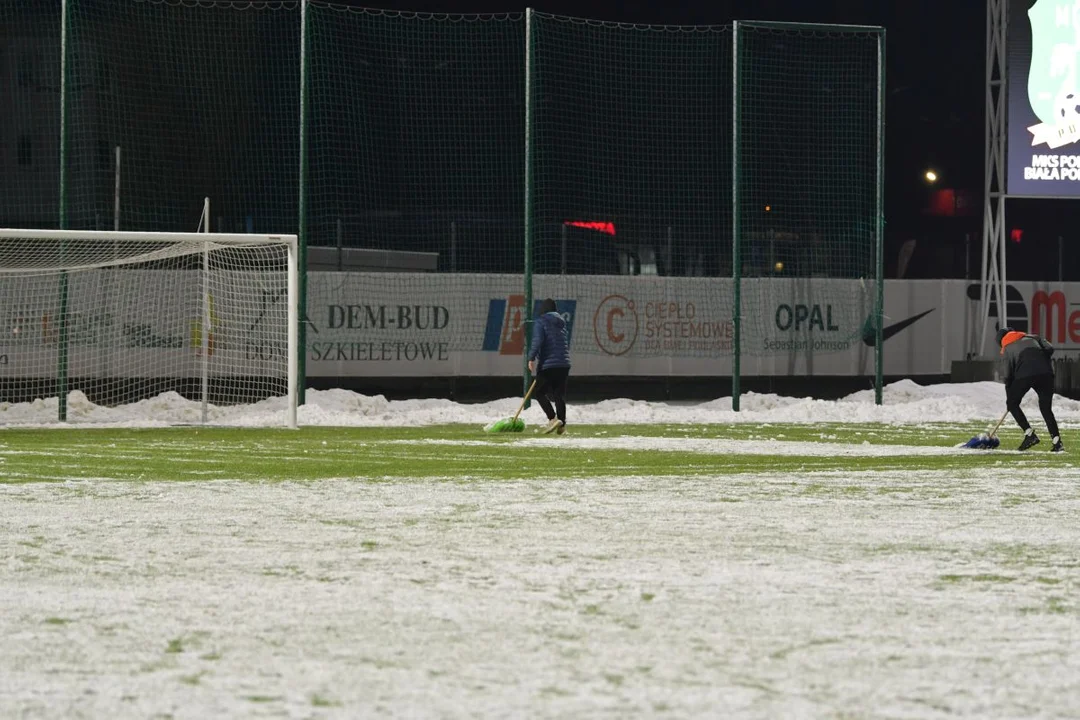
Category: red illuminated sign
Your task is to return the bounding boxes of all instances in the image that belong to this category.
[563,220,616,236]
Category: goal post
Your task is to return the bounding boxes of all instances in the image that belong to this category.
[0,229,298,427]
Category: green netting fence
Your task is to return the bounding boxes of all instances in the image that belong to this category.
[1,0,62,230]
[304,5,524,392]
[306,5,523,267]
[527,14,734,391]
[734,21,884,405]
[0,2,883,409]
[65,0,300,234]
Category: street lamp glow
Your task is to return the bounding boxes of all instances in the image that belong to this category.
[924,170,938,183]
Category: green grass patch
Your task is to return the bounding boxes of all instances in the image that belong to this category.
[310,694,340,708]
[0,423,1073,483]
[244,695,281,704]
[938,573,1016,584]
[178,672,206,686]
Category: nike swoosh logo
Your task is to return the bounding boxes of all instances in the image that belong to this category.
[862,308,935,346]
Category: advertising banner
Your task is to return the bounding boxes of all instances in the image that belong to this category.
[1007,0,1080,196]
[0,270,286,380]
[4,272,1078,381]
[303,274,1080,377]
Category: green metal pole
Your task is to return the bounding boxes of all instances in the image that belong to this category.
[297,0,309,406]
[731,21,741,412]
[58,0,70,422]
[523,8,534,400]
[874,29,886,405]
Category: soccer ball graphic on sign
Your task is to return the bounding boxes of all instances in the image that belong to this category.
[1060,92,1080,122]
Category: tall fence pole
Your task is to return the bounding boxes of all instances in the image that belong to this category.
[523,8,535,400]
[450,220,457,273]
[114,146,121,231]
[57,0,70,422]
[560,223,567,274]
[874,28,886,405]
[666,226,673,276]
[297,0,309,406]
[731,21,742,412]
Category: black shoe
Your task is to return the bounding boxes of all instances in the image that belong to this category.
[1018,432,1040,451]
[1052,438,1065,453]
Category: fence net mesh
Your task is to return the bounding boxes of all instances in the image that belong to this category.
[736,23,881,361]
[1,0,62,230]
[529,14,734,363]
[65,0,300,234]
[0,5,883,410]
[305,4,524,359]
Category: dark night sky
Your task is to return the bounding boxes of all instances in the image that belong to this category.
[329,0,987,227]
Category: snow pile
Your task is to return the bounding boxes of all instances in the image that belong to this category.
[1,378,1078,428]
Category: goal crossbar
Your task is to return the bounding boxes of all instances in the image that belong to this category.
[0,229,297,246]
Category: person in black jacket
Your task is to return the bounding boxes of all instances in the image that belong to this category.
[998,327,1063,452]
[527,298,571,435]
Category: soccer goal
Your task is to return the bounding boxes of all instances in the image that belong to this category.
[0,229,298,427]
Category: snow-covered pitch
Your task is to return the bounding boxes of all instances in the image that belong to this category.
[1,380,1079,718]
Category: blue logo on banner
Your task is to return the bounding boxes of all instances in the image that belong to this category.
[482,296,576,354]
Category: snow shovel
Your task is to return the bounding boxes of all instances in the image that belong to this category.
[960,410,1007,449]
[484,379,537,433]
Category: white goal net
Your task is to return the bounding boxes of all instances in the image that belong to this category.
[0,229,298,427]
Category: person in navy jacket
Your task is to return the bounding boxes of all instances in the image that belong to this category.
[527,298,571,435]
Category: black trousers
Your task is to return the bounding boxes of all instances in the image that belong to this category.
[535,367,569,423]
[1006,373,1059,438]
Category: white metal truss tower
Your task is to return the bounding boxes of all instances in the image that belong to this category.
[981,0,1009,357]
